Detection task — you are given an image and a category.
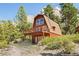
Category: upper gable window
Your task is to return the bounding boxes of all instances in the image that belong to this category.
[52,26,56,31]
[36,18,44,26]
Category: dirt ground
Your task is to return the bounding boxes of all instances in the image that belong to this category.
[0,40,43,56]
[0,40,79,56]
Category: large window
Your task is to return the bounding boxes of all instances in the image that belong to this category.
[36,18,44,26]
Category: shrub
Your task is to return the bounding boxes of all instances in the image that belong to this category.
[41,34,79,45]
[71,34,79,43]
[41,37,64,45]
[40,34,79,53]
[47,41,63,50]
[63,40,76,54]
[0,40,8,48]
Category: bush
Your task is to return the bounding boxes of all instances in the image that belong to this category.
[41,34,79,45]
[71,34,79,43]
[0,40,8,48]
[40,34,79,53]
[41,37,63,45]
[47,41,63,50]
[63,40,76,54]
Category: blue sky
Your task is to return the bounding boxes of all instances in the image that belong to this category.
[0,3,79,20]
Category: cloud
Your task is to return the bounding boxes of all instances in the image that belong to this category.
[55,6,61,11]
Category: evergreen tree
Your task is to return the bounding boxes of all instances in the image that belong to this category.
[16,6,28,32]
[0,20,22,42]
[15,5,32,41]
[43,4,54,20]
[60,3,78,34]
[43,4,60,23]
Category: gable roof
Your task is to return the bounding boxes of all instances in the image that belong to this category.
[43,15,62,35]
[24,14,62,36]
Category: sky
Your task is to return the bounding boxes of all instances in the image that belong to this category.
[0,3,79,20]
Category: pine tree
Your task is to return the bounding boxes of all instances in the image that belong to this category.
[16,6,28,32]
[15,5,32,41]
[42,4,61,25]
[43,4,55,20]
[0,20,22,42]
[60,3,78,34]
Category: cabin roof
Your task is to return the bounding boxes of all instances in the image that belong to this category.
[34,14,62,35]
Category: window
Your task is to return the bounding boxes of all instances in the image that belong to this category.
[43,26,48,31]
[35,27,41,32]
[36,18,44,26]
[52,26,56,31]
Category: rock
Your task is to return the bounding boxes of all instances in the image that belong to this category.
[14,39,22,43]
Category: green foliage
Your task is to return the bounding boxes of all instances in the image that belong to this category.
[15,5,32,41]
[16,5,32,32]
[41,34,79,45]
[47,41,63,50]
[15,5,32,42]
[0,6,32,48]
[63,40,76,54]
[42,3,78,35]
[41,37,64,45]
[60,3,78,34]
[0,40,8,48]
[43,4,53,18]
[0,20,22,43]
[16,6,27,22]
[43,4,60,23]
[40,34,79,54]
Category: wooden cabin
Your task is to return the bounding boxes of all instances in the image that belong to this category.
[24,14,62,44]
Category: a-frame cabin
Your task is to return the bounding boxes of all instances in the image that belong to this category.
[24,14,62,44]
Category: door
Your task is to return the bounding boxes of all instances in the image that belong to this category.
[35,36,38,44]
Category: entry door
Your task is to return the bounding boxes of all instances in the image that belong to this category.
[35,37,38,44]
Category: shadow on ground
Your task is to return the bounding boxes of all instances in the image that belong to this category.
[40,51,79,56]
